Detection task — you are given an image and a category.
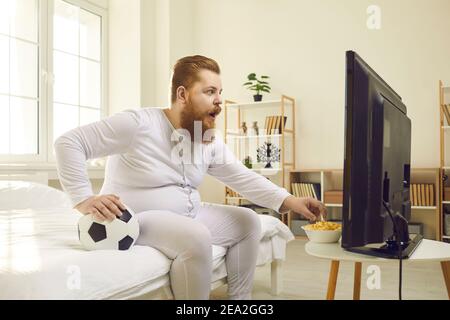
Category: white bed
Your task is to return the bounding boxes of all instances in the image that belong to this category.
[0,181,294,300]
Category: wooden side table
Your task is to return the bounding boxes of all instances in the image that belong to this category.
[305,239,450,300]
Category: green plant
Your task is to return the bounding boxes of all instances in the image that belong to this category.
[243,156,253,169]
[243,73,271,96]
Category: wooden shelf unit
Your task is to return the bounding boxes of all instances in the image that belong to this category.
[288,168,441,241]
[224,95,296,225]
[439,80,450,242]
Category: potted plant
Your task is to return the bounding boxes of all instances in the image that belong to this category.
[243,73,271,102]
[243,156,253,169]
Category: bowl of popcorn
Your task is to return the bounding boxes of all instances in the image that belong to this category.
[301,221,342,243]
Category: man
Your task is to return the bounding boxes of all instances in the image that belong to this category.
[54,55,326,300]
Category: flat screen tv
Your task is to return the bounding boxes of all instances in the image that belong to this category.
[341,51,423,259]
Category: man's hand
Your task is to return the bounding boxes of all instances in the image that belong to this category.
[280,195,327,222]
[75,194,126,223]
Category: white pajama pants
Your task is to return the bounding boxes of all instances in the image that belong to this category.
[135,202,262,300]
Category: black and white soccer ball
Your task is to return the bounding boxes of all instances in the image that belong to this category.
[77,205,140,251]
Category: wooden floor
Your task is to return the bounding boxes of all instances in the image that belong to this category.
[210,238,448,300]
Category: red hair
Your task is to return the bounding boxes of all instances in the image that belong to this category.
[171,55,221,103]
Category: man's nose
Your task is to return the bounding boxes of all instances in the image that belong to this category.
[215,95,222,106]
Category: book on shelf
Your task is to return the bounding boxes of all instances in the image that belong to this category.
[290,182,321,201]
[274,117,281,134]
[265,117,271,134]
[301,183,307,198]
[414,185,417,206]
[279,116,287,133]
[304,184,310,199]
[444,104,450,126]
[411,184,419,206]
[264,117,270,134]
[265,116,288,134]
[226,187,242,198]
[444,186,450,201]
[312,184,321,200]
[430,184,434,205]
[410,183,435,206]
[268,116,276,134]
[420,184,425,206]
[429,184,433,206]
[415,185,418,205]
[271,116,277,134]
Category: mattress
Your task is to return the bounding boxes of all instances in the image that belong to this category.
[0,181,294,300]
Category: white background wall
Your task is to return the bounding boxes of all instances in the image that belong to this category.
[193,0,450,168]
[108,0,450,203]
[108,0,141,114]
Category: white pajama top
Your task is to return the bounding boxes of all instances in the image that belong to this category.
[54,107,291,216]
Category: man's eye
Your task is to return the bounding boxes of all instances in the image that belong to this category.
[207,90,214,95]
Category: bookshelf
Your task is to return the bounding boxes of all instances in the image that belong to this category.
[223,95,296,225]
[288,168,441,241]
[439,80,450,242]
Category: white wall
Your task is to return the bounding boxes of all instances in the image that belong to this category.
[108,0,141,114]
[109,0,450,203]
[153,0,170,107]
[140,0,156,107]
[191,0,450,170]
[152,0,196,107]
[109,0,193,110]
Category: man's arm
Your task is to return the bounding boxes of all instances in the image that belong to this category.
[54,110,141,207]
[207,138,290,212]
[208,138,327,220]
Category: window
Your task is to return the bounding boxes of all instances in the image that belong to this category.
[53,0,103,145]
[0,0,40,158]
[0,0,107,163]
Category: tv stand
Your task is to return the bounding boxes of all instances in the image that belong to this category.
[345,234,423,259]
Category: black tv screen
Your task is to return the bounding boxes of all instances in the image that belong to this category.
[342,51,422,259]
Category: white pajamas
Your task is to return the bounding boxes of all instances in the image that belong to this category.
[54,107,291,299]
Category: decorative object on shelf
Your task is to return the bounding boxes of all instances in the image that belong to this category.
[256,142,280,168]
[240,121,248,135]
[252,121,259,135]
[242,73,271,102]
[243,156,253,169]
[323,190,344,205]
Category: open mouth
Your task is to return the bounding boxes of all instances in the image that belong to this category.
[208,108,221,120]
[208,111,217,120]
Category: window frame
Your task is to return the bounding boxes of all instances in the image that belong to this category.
[0,0,47,163]
[0,0,108,165]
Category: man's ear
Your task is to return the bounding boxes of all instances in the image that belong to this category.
[176,86,188,105]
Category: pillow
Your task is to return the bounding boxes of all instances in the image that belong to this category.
[0,180,72,210]
[259,214,295,242]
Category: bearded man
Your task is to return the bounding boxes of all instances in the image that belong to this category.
[54,55,326,300]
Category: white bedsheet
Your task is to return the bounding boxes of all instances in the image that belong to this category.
[0,181,294,300]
